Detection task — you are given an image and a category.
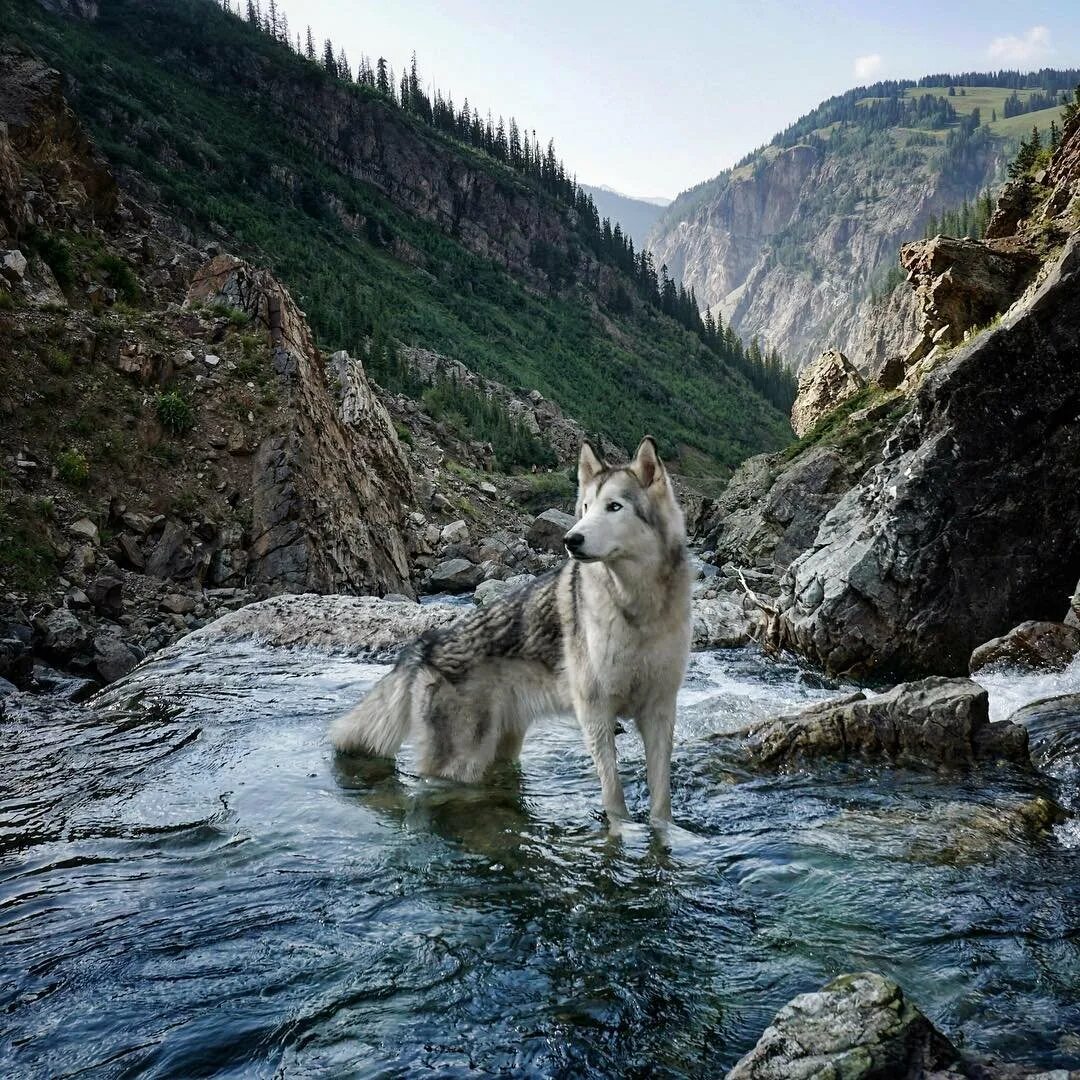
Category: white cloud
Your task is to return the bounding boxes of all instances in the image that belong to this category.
[854,54,883,81]
[987,26,1053,65]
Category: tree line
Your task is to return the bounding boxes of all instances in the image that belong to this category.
[213,0,795,412]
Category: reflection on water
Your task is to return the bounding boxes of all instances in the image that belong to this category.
[1,641,1078,1077]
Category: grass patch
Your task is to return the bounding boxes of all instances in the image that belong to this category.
[782,386,906,461]
[0,496,58,592]
[56,447,91,486]
[156,390,195,434]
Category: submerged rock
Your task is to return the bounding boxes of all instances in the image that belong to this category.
[723,677,1028,769]
[725,972,958,1079]
[790,348,865,437]
[969,621,1080,675]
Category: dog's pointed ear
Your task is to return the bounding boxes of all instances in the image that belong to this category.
[629,436,665,489]
[578,440,605,487]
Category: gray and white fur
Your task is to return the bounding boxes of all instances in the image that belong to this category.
[329,436,692,826]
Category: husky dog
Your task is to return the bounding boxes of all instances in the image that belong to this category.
[330,437,692,825]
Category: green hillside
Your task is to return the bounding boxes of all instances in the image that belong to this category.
[2,0,792,473]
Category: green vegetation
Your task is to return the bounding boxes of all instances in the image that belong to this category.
[94,253,141,304]
[5,0,793,472]
[782,386,907,462]
[0,289,14,310]
[0,493,58,591]
[156,390,195,434]
[56,447,90,485]
[25,228,74,290]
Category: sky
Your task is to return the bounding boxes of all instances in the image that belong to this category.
[284,1,1080,200]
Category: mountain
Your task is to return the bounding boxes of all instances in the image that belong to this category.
[648,72,1080,369]
[2,0,793,475]
[580,183,669,248]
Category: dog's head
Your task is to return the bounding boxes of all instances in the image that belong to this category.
[563,437,684,565]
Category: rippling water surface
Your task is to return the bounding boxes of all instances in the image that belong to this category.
[2,641,1078,1078]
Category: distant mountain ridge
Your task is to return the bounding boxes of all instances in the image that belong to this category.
[648,69,1080,369]
[581,183,669,248]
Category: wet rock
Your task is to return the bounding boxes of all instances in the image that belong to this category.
[68,517,100,545]
[428,558,482,593]
[970,621,1080,675]
[93,633,140,683]
[528,508,576,554]
[185,593,460,661]
[790,348,865,437]
[1006,693,1080,773]
[691,595,752,649]
[726,677,1028,769]
[35,608,90,661]
[725,972,959,1080]
[86,574,124,618]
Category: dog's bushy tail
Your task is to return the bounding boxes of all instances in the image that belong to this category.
[329,661,417,757]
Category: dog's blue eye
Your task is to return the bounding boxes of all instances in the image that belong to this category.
[607,501,622,512]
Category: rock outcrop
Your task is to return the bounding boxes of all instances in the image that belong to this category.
[719,677,1029,769]
[969,621,1080,675]
[187,256,413,597]
[790,349,865,437]
[726,972,959,1080]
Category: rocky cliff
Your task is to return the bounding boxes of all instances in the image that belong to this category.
[649,78,1077,369]
[702,110,1080,677]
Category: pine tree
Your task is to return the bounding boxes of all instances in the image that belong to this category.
[304,25,315,61]
[267,0,277,38]
[323,39,336,74]
[376,57,390,95]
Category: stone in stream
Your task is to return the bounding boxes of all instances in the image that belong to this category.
[1006,693,1080,773]
[1066,578,1080,630]
[969,620,1080,675]
[722,677,1029,769]
[725,972,959,1079]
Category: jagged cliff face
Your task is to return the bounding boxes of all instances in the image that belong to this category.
[650,139,1001,369]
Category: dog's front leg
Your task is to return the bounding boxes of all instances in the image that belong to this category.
[576,700,628,826]
[637,698,676,824]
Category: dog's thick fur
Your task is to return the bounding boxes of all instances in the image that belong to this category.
[330,437,692,824]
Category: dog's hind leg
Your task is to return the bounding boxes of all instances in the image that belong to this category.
[636,698,676,824]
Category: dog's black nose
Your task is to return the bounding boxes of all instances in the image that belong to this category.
[564,532,584,554]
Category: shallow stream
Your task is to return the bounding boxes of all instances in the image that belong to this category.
[2,638,1078,1077]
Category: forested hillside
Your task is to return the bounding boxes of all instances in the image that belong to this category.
[2,0,794,470]
[649,69,1080,368]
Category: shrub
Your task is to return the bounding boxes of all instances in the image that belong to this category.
[156,391,195,434]
[28,230,74,291]
[0,289,14,311]
[56,448,90,486]
[95,253,141,304]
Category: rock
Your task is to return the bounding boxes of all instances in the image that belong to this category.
[146,518,203,580]
[691,595,752,649]
[116,533,145,571]
[431,492,453,512]
[970,621,1080,674]
[790,349,866,437]
[35,608,90,661]
[428,558,483,593]
[203,353,220,366]
[527,508,576,554]
[724,677,1029,769]
[160,593,197,615]
[776,232,1080,676]
[93,634,139,683]
[120,511,155,535]
[1067,579,1080,630]
[725,972,959,1080]
[65,587,91,610]
[32,663,98,703]
[899,234,1039,353]
[473,574,535,607]
[183,593,460,661]
[1005,693,1080,773]
[440,519,470,545]
[479,481,497,496]
[68,517,100,545]
[0,248,27,281]
[85,574,124,618]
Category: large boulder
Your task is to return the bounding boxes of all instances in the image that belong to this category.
[1006,693,1080,773]
[790,349,865,437]
[969,621,1080,675]
[725,972,958,1080]
[899,235,1039,357]
[527,508,576,554]
[776,233,1080,676]
[722,677,1029,769]
[189,256,413,596]
[1067,579,1080,630]
[427,558,483,593]
[691,595,753,649]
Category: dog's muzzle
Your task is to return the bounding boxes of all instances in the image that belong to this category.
[564,532,585,557]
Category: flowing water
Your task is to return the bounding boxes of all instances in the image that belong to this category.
[2,636,1079,1078]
